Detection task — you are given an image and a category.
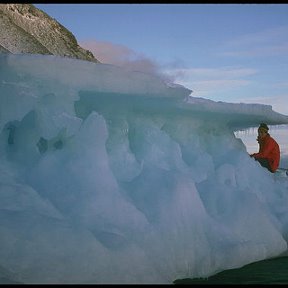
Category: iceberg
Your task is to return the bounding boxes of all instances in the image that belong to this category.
[1,54,288,284]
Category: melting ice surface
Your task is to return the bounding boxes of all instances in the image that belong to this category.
[1,54,288,284]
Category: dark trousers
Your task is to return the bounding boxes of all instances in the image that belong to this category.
[256,158,273,173]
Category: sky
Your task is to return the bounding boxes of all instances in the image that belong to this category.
[34,4,288,115]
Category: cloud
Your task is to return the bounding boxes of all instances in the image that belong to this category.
[163,66,256,97]
[80,39,172,81]
[177,79,251,98]
[272,81,288,88]
[220,25,288,58]
[221,43,288,57]
[227,25,288,46]
[165,67,257,79]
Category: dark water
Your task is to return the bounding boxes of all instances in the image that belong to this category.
[174,256,288,284]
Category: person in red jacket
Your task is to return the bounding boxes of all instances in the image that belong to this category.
[250,123,280,173]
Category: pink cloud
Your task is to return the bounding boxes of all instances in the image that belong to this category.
[80,40,170,80]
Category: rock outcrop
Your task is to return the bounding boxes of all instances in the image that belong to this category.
[0,4,99,62]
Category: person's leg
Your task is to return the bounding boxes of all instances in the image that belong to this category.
[256,158,273,173]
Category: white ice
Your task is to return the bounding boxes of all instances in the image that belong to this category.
[1,54,288,284]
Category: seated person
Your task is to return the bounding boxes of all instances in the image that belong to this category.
[250,123,280,173]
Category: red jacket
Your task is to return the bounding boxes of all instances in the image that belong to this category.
[251,134,280,172]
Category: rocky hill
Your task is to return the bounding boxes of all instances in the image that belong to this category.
[0,4,99,63]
